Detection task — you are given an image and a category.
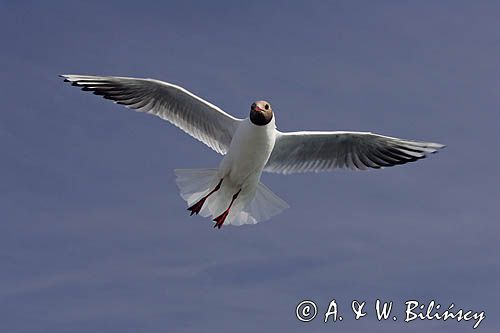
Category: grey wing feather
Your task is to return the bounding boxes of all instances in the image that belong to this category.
[264,131,445,174]
[61,74,242,154]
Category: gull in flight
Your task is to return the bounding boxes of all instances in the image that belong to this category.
[61,75,444,229]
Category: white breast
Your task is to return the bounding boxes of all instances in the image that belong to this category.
[219,118,277,186]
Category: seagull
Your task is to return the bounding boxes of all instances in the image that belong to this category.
[61,75,444,229]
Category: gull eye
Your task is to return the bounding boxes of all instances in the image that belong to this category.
[265,104,269,110]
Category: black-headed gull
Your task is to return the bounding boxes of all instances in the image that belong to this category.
[61,75,444,229]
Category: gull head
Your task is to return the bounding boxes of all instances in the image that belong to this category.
[250,100,273,126]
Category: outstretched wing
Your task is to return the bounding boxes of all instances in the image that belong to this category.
[61,75,242,154]
[264,131,444,174]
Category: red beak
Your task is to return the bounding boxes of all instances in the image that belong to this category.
[254,106,264,112]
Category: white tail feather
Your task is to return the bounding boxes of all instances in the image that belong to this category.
[174,168,218,217]
[174,168,288,226]
[230,182,290,225]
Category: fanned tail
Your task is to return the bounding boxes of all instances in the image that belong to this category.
[174,168,288,226]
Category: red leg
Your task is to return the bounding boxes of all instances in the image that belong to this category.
[187,179,223,216]
[213,189,241,229]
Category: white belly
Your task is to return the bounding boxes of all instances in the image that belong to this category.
[219,118,276,187]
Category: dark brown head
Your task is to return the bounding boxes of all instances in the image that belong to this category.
[250,100,273,126]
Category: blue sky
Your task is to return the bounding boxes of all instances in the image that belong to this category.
[1,1,499,332]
